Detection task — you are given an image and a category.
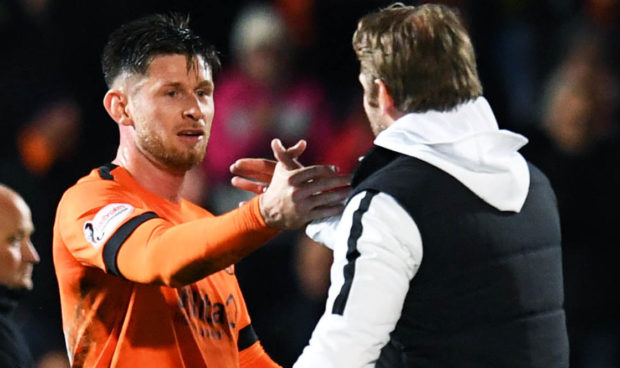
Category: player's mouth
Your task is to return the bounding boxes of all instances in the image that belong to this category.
[177,129,205,143]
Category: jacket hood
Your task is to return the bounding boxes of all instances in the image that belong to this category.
[374,97,529,212]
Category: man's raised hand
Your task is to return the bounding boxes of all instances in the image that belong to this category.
[229,139,306,194]
[230,139,351,229]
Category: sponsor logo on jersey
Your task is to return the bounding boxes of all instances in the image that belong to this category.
[176,288,239,340]
[83,203,134,248]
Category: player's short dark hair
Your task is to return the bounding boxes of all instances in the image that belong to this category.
[101,13,220,88]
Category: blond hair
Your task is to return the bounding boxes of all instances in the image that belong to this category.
[353,3,482,112]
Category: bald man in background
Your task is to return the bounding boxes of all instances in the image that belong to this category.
[0,184,39,368]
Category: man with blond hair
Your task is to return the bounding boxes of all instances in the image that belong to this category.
[289,3,568,367]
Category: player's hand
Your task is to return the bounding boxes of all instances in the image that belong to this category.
[258,139,351,229]
[230,140,306,194]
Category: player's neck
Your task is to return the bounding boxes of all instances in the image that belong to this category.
[113,146,186,203]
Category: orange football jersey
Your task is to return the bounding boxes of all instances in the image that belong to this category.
[53,163,281,368]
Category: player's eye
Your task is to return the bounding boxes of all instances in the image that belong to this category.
[196,88,211,98]
[7,235,22,246]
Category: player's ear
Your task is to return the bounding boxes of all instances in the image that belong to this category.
[375,78,396,116]
[103,89,133,127]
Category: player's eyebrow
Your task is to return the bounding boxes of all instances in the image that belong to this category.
[159,81,183,88]
[159,80,213,90]
[195,80,214,90]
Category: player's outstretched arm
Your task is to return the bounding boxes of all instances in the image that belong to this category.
[117,153,348,285]
[57,140,349,287]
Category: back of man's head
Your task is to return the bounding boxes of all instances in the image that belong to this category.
[353,3,482,113]
[101,13,220,88]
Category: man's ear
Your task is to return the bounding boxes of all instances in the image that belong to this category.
[103,89,133,126]
[375,79,397,116]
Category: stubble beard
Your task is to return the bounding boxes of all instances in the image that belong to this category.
[136,126,207,172]
[365,105,386,136]
[370,119,387,136]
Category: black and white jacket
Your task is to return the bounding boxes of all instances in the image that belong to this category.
[294,97,568,367]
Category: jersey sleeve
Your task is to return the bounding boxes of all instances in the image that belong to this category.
[294,191,423,367]
[239,341,281,368]
[56,180,279,287]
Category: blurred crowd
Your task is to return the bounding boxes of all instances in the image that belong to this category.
[1,0,618,367]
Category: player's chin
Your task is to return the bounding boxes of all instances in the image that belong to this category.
[12,276,34,290]
[176,141,206,157]
[168,151,206,172]
[186,148,206,167]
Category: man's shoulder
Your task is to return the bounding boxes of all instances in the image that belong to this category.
[355,151,436,192]
[62,166,125,201]
[57,164,140,221]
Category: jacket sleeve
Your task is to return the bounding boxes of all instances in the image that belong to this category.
[56,182,279,287]
[294,191,423,367]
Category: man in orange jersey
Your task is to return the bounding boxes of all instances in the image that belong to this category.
[52,14,350,368]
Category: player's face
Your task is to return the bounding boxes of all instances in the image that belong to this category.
[128,54,215,172]
[359,72,386,136]
[0,195,38,290]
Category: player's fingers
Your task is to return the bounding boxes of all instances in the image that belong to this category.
[285,140,307,160]
[230,158,275,183]
[292,186,350,211]
[307,187,352,208]
[305,203,347,223]
[289,165,344,186]
[231,176,268,194]
[295,175,351,199]
[272,139,302,170]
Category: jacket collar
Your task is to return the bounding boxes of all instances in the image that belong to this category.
[371,97,530,212]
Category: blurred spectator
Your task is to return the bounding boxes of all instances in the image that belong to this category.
[541,30,617,152]
[522,28,620,368]
[0,184,39,368]
[275,0,315,47]
[200,2,335,212]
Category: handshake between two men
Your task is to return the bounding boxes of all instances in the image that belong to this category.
[230,138,352,230]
